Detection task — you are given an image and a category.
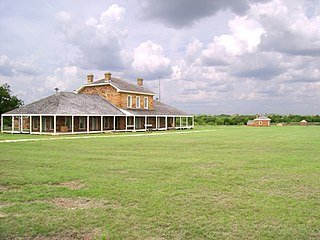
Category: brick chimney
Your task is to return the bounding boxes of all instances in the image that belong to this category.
[87,74,94,83]
[105,72,112,81]
[137,78,143,87]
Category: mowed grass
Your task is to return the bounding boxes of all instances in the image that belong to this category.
[0,126,319,239]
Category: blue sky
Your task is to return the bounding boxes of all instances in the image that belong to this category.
[1,0,320,114]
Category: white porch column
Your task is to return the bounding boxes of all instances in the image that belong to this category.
[165,116,168,130]
[1,115,3,133]
[133,116,136,131]
[71,116,74,134]
[20,115,23,132]
[192,116,195,128]
[113,116,116,131]
[101,116,103,132]
[29,116,32,133]
[87,116,90,133]
[40,115,42,133]
[125,116,128,131]
[180,117,182,128]
[156,116,158,130]
[145,116,147,130]
[53,115,57,134]
[11,116,14,132]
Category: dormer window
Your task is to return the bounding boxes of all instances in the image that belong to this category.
[127,95,132,108]
[144,97,148,109]
[136,96,140,108]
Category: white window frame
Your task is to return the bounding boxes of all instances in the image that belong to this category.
[127,95,132,108]
[259,121,262,125]
[136,96,140,108]
[144,97,148,109]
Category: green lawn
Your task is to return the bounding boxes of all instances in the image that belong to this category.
[0,126,319,239]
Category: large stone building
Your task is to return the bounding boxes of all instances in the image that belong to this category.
[1,73,194,134]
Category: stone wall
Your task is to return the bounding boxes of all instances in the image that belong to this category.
[79,84,154,110]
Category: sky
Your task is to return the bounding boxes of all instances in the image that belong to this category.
[0,0,320,115]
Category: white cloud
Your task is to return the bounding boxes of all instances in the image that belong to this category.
[132,40,171,78]
[0,55,40,77]
[55,4,129,70]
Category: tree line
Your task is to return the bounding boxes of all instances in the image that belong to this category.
[194,114,320,126]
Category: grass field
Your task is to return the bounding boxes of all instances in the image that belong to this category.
[0,126,319,239]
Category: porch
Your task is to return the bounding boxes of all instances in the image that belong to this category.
[1,114,194,135]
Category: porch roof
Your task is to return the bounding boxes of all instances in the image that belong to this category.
[126,100,191,116]
[5,92,125,115]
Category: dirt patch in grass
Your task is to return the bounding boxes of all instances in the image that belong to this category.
[55,181,86,190]
[28,228,102,240]
[0,185,11,192]
[51,198,120,210]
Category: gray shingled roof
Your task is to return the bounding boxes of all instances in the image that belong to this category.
[91,77,155,95]
[5,92,125,115]
[254,116,271,120]
[126,100,191,116]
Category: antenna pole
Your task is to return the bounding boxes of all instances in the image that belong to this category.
[158,75,161,102]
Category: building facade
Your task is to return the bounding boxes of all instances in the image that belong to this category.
[1,73,194,134]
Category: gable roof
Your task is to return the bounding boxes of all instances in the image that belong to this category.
[125,100,191,116]
[76,76,155,95]
[254,116,271,121]
[4,92,125,115]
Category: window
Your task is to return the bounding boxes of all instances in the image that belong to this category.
[127,95,132,108]
[144,97,148,109]
[91,117,99,130]
[136,96,140,108]
[79,117,86,129]
[104,117,110,129]
[259,121,262,125]
[43,116,54,130]
[50,117,54,130]
[65,117,71,130]
[33,117,39,129]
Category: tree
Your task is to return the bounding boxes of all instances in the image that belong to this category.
[0,83,23,115]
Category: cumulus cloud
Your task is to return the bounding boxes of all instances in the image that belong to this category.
[131,40,171,78]
[44,66,82,91]
[0,55,40,77]
[138,0,271,28]
[55,4,129,70]
[255,0,320,55]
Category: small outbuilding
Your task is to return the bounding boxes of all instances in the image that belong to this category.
[300,120,308,126]
[253,116,271,126]
[247,116,271,127]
